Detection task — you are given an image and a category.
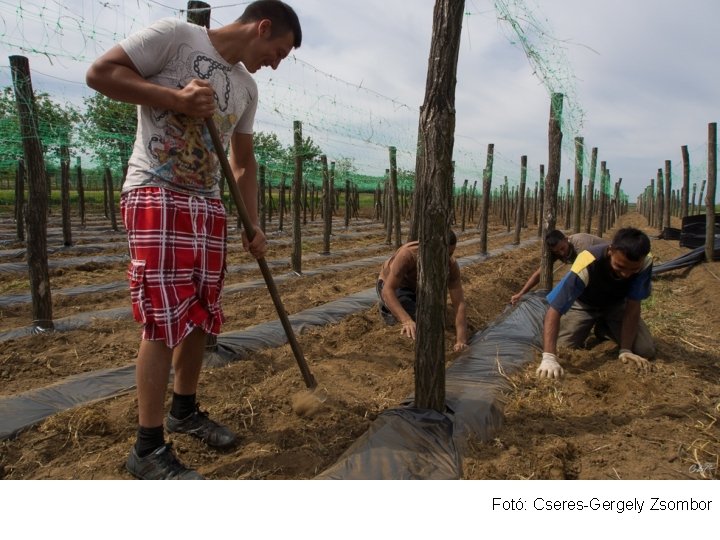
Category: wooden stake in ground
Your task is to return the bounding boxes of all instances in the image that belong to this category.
[479,143,493,254]
[389,146,401,249]
[539,93,563,291]
[584,147,597,234]
[10,55,53,332]
[413,0,465,412]
[573,136,584,233]
[681,145,690,219]
[706,122,717,263]
[291,120,303,274]
[513,156,527,245]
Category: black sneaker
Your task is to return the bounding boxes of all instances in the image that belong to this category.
[126,443,204,480]
[166,404,237,449]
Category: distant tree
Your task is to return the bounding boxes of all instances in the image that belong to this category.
[254,131,289,175]
[334,156,356,178]
[0,86,80,170]
[298,135,323,186]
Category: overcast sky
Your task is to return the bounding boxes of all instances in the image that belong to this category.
[0,0,717,199]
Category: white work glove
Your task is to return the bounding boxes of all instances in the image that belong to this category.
[536,352,564,379]
[619,349,651,373]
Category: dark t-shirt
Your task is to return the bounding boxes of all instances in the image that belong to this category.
[547,244,653,314]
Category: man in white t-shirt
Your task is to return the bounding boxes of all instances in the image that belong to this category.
[86,0,302,480]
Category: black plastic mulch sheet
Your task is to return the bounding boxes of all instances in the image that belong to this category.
[316,407,462,480]
[653,239,720,275]
[316,293,547,479]
[0,290,378,439]
[0,366,137,440]
[0,254,129,275]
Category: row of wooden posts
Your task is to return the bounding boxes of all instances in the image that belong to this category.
[635,122,718,263]
[8,53,717,354]
[6,54,628,336]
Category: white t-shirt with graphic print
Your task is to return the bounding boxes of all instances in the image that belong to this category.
[119,18,257,198]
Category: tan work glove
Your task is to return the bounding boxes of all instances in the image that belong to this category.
[536,352,564,379]
[619,349,651,372]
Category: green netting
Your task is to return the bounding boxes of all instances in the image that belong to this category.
[4,0,707,201]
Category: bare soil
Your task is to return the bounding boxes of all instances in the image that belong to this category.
[0,210,718,480]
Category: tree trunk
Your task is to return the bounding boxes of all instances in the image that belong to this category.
[104,167,118,231]
[321,155,331,255]
[539,93,563,290]
[291,121,303,273]
[15,159,25,242]
[664,160,672,230]
[10,55,53,332]
[478,144,493,254]
[60,144,72,246]
[573,137,584,233]
[389,146,401,249]
[706,123,717,263]
[513,156,527,245]
[413,0,465,412]
[681,145,690,219]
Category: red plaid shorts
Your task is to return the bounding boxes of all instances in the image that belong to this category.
[120,187,227,348]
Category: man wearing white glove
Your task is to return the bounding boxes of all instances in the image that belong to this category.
[538,227,655,378]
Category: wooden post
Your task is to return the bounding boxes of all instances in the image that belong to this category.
[384,171,392,245]
[291,120,303,274]
[60,143,72,246]
[706,123,717,263]
[691,182,697,215]
[479,144,493,254]
[698,179,706,214]
[564,177,572,230]
[389,146,401,248]
[278,175,286,231]
[460,179,468,232]
[664,160,672,230]
[321,155,331,255]
[10,55,53,332]
[258,163,266,232]
[330,160,336,216]
[413,0,464,412]
[573,136,584,233]
[540,93,563,290]
[537,164,545,238]
[584,147,597,234]
[345,175,351,228]
[302,180,308,225]
[681,145,690,219]
[655,168,664,230]
[104,167,118,231]
[15,159,25,242]
[76,157,86,227]
[597,161,607,237]
[513,155,527,245]
[649,178,655,226]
